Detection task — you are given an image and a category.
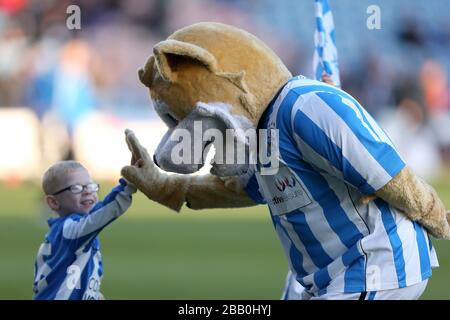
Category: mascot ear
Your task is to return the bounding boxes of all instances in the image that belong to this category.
[151,39,219,83]
[138,39,257,118]
[138,56,155,88]
[138,56,155,87]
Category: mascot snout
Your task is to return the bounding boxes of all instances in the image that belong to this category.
[153,105,252,176]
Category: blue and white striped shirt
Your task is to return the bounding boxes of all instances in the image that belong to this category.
[33,179,136,300]
[245,76,438,295]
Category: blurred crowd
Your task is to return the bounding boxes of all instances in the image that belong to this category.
[1,0,450,178]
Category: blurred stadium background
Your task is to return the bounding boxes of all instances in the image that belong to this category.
[1,0,450,299]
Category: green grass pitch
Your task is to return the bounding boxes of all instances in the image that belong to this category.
[0,177,449,300]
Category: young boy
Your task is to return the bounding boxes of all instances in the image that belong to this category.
[33,160,136,300]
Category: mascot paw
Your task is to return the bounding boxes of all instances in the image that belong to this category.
[359,194,377,205]
[121,129,188,212]
[445,211,450,239]
[424,212,450,240]
[121,129,159,193]
[435,210,450,240]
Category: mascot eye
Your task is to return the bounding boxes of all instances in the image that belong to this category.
[164,113,179,127]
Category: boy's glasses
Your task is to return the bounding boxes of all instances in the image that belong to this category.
[52,183,100,196]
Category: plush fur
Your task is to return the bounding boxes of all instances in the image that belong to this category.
[122,22,450,239]
[370,167,450,239]
[138,22,291,125]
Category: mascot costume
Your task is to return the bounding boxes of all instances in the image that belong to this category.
[121,22,450,300]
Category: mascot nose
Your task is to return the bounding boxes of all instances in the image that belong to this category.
[153,155,160,168]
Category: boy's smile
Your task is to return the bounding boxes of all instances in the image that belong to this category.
[51,168,98,215]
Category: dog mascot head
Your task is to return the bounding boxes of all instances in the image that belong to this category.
[138,22,291,176]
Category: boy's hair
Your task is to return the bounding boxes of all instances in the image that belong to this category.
[42,161,86,195]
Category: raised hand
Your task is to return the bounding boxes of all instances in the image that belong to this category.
[120,129,256,212]
[321,73,335,86]
[122,129,161,192]
[121,129,188,211]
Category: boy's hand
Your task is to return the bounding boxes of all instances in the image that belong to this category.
[321,73,335,86]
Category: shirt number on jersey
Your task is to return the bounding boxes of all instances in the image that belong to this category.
[66,265,81,290]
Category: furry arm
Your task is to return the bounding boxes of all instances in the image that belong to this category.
[121,129,257,212]
[363,167,450,239]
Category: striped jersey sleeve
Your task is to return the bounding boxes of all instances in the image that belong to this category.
[62,178,137,247]
[290,86,405,195]
[244,172,267,204]
[241,166,267,204]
